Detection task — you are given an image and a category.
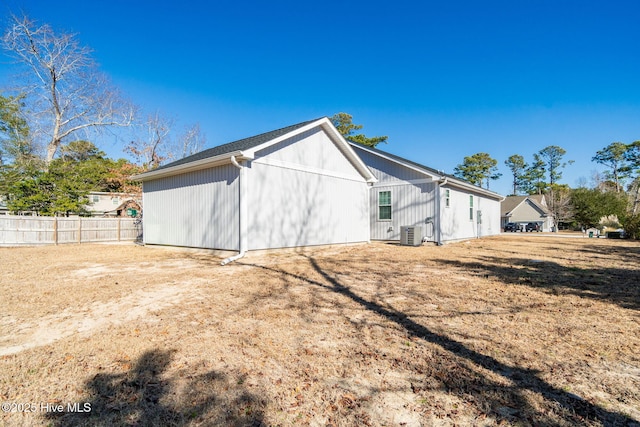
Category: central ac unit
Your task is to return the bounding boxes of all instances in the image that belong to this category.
[400,226,423,246]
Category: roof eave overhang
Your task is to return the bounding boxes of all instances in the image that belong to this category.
[350,142,504,199]
[443,179,505,201]
[132,117,378,184]
[348,142,439,181]
[131,150,253,181]
[319,119,378,183]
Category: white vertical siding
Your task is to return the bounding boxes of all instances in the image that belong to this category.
[247,163,369,250]
[256,128,364,179]
[143,165,239,250]
[355,147,438,241]
[354,149,426,182]
[370,183,437,241]
[247,130,370,250]
[478,194,501,237]
[352,144,502,243]
[439,186,501,241]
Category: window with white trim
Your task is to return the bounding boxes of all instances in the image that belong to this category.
[469,195,474,220]
[378,191,391,221]
[445,189,450,208]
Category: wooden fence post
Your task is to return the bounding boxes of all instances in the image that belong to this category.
[53,217,58,245]
[117,218,121,242]
[77,218,82,244]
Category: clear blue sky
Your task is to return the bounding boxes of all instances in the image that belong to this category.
[1,0,639,195]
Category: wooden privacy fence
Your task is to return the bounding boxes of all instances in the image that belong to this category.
[0,215,141,245]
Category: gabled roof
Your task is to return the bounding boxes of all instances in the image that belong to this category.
[501,195,550,216]
[151,118,321,173]
[349,142,504,200]
[132,117,377,183]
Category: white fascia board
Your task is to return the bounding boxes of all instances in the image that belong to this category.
[370,178,434,188]
[246,117,377,184]
[348,142,440,180]
[320,121,378,184]
[244,119,327,156]
[525,198,551,216]
[131,150,252,181]
[444,178,505,200]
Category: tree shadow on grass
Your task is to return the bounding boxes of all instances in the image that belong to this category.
[578,242,640,266]
[46,349,265,427]
[435,255,640,311]
[239,256,638,426]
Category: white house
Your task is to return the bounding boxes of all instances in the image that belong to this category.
[133,117,505,259]
[350,143,504,244]
[132,117,377,258]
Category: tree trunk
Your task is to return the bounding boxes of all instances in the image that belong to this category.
[46,142,58,165]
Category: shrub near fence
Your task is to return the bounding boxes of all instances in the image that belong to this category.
[0,215,141,245]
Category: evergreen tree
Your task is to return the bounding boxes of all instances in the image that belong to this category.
[454,152,502,189]
[504,154,527,195]
[330,113,388,148]
[592,142,629,192]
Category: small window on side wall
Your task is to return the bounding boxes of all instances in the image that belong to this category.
[469,195,474,220]
[378,191,391,221]
[445,189,450,208]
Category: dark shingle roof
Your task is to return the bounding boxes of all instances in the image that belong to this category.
[152,117,324,172]
[349,141,502,198]
[349,141,445,177]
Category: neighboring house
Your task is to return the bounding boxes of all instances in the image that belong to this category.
[501,195,554,231]
[85,192,141,217]
[132,117,377,252]
[350,143,504,244]
[0,195,8,215]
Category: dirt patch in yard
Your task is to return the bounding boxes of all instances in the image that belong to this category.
[1,236,639,426]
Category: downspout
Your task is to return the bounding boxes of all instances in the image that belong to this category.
[436,177,448,245]
[221,155,247,265]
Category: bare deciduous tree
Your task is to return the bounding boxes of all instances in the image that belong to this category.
[178,123,205,159]
[125,113,207,170]
[548,184,573,231]
[2,14,135,164]
[125,112,173,170]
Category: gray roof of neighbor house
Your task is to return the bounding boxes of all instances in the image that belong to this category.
[151,118,322,172]
[501,195,550,216]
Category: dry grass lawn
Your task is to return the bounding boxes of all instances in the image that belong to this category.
[1,235,639,426]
